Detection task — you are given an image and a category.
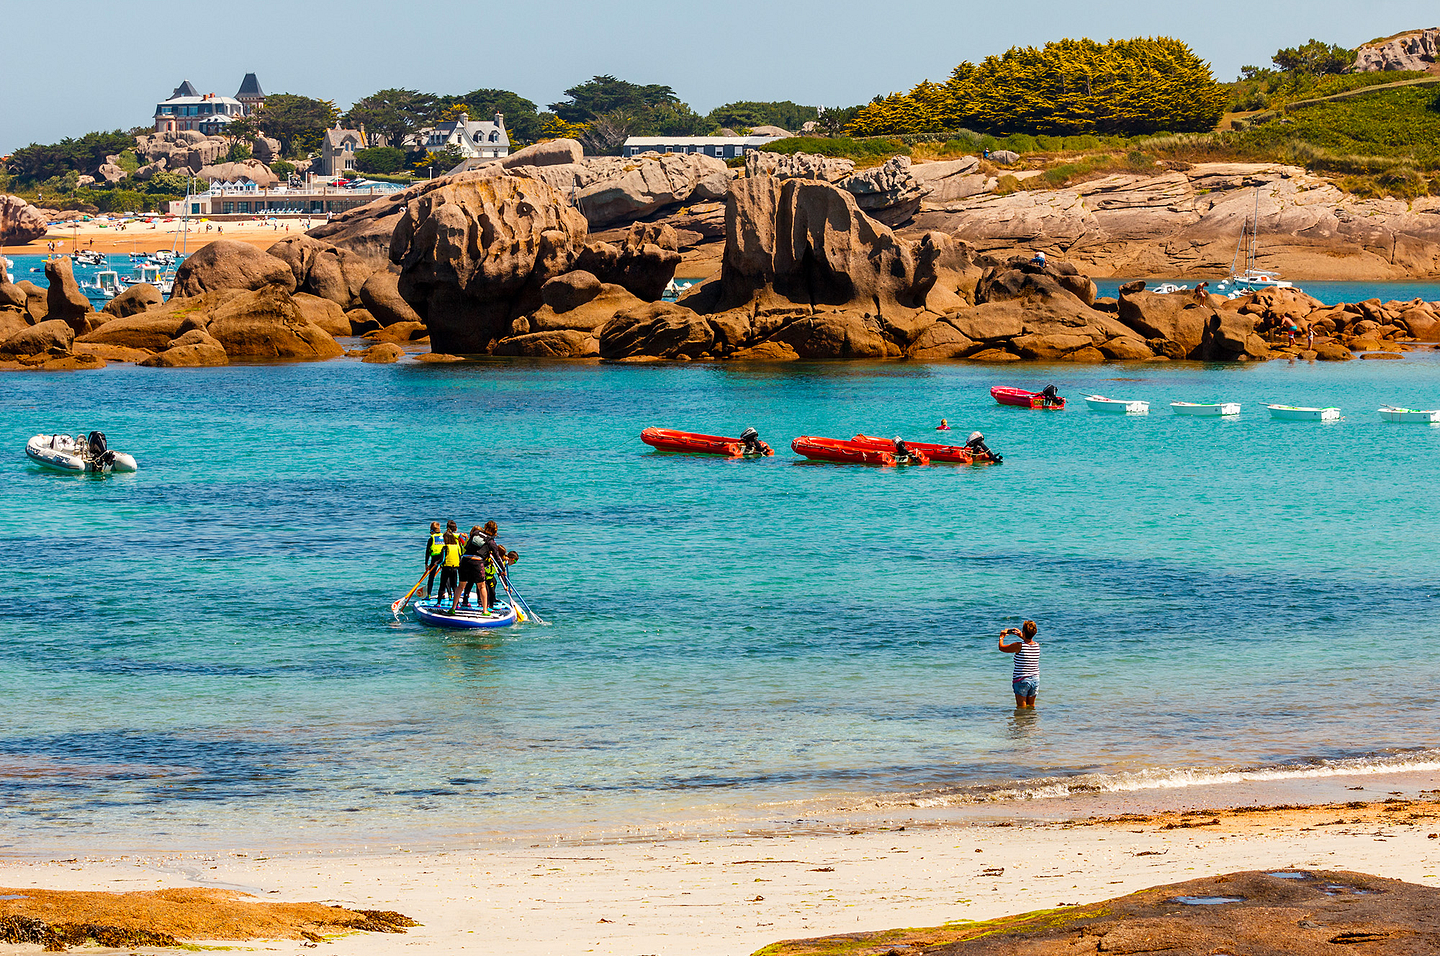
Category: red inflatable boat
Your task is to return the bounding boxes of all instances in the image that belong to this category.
[850,435,999,464]
[791,436,927,467]
[991,386,1065,409]
[641,427,773,457]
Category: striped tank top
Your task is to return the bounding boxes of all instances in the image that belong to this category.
[1012,641,1040,680]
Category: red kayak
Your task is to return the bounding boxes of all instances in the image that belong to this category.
[641,427,773,457]
[851,435,999,464]
[791,436,927,467]
[991,386,1065,410]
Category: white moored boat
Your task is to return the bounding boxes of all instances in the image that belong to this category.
[1084,395,1149,414]
[1171,402,1241,417]
[1267,405,1340,422]
[1379,406,1440,423]
[25,432,138,473]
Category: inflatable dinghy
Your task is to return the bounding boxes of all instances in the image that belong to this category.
[26,432,137,473]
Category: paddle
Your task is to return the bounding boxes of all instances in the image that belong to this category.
[497,562,546,626]
[390,564,434,618]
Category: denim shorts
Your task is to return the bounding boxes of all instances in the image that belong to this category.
[1012,677,1038,698]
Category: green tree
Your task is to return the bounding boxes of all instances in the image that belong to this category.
[549,75,679,123]
[1273,40,1355,75]
[706,101,819,132]
[342,89,440,148]
[11,131,134,181]
[222,114,260,149]
[412,146,465,175]
[256,93,340,157]
[354,146,407,174]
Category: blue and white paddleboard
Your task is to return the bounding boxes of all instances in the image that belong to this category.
[412,600,520,629]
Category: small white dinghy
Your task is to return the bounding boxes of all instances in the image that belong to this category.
[1084,395,1149,414]
[25,432,138,473]
[1171,402,1241,417]
[1267,405,1340,422]
[1379,406,1440,423]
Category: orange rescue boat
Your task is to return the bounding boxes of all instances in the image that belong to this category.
[791,436,927,467]
[641,427,773,457]
[851,434,1000,464]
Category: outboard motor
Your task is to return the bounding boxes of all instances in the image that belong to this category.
[87,431,107,457]
[739,426,770,456]
[1040,385,1060,407]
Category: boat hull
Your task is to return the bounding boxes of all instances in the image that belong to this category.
[413,601,519,629]
[1379,408,1440,423]
[1170,402,1241,417]
[791,436,919,466]
[1084,396,1148,414]
[641,427,770,457]
[25,435,138,473]
[850,435,996,464]
[991,386,1064,410]
[1267,405,1340,422]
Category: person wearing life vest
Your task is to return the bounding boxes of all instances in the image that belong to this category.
[473,520,513,613]
[455,524,494,612]
[436,530,463,605]
[421,521,443,599]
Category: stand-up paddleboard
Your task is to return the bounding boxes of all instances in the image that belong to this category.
[412,600,520,629]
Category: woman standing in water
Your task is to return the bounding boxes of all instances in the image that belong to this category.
[999,620,1040,709]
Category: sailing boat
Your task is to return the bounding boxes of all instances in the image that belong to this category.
[1216,185,1295,298]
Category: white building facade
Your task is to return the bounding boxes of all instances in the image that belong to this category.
[622,135,779,159]
[417,112,510,159]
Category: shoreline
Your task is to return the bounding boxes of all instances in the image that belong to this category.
[2,778,1436,955]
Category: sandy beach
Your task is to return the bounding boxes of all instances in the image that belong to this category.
[2,773,1436,955]
[0,219,308,258]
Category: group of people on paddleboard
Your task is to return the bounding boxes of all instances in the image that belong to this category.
[422,519,518,614]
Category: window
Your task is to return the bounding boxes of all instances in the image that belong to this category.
[223,202,234,214]
[238,201,250,213]
[490,130,498,142]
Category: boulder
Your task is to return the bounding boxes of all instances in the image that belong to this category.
[0,309,31,341]
[599,302,715,359]
[0,195,49,245]
[18,280,48,323]
[745,151,855,183]
[1352,27,1440,73]
[493,329,598,358]
[1,319,74,356]
[250,136,283,163]
[967,347,1022,361]
[1399,308,1440,341]
[749,125,791,138]
[989,149,1020,165]
[575,152,730,228]
[540,271,603,313]
[906,320,979,360]
[1314,341,1355,360]
[571,222,682,301]
[524,283,646,334]
[291,293,352,337]
[345,307,384,335]
[139,329,229,367]
[205,287,344,360]
[80,290,241,350]
[360,342,406,364]
[103,283,164,318]
[43,257,95,331]
[365,321,429,344]
[836,155,928,226]
[389,170,589,353]
[357,270,422,327]
[268,234,377,307]
[729,340,800,361]
[501,139,584,169]
[1118,289,1214,358]
[0,272,25,309]
[73,342,154,363]
[910,156,986,202]
[97,163,127,184]
[172,240,297,297]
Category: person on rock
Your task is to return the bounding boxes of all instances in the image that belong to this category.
[1030,251,1047,268]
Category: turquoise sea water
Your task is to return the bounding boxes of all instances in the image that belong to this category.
[2,352,1439,853]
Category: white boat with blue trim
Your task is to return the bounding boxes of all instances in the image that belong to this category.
[1170,402,1241,417]
[1267,404,1340,422]
[1379,406,1440,423]
[1084,395,1149,414]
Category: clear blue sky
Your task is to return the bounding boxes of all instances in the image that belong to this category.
[1,0,1433,154]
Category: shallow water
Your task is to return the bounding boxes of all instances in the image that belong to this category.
[2,351,1439,853]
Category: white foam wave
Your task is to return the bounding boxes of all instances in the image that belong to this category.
[897,749,1440,808]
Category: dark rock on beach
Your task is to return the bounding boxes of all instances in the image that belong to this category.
[763,870,1440,956]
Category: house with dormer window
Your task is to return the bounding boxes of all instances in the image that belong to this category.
[415,112,510,160]
[319,126,367,177]
[153,76,264,135]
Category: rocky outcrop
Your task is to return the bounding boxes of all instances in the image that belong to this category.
[1352,28,1440,73]
[103,283,164,318]
[357,271,421,327]
[250,136,283,164]
[81,290,242,350]
[172,240,297,297]
[911,162,1440,280]
[268,234,377,307]
[360,342,406,363]
[761,870,1440,956]
[571,222,682,300]
[205,287,344,360]
[570,152,730,228]
[134,131,229,172]
[500,138,584,169]
[908,156,988,202]
[745,151,854,183]
[96,163,127,184]
[291,293,351,338]
[0,195,49,246]
[43,257,96,332]
[836,155,927,226]
[389,170,589,353]
[138,329,229,367]
[1,319,74,356]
